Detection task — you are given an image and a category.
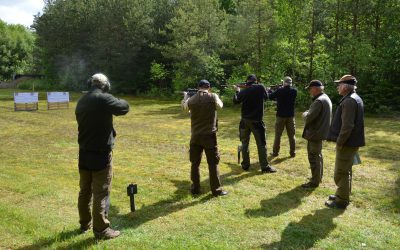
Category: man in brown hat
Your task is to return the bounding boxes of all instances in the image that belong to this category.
[182,79,228,197]
[326,75,365,209]
[301,80,332,188]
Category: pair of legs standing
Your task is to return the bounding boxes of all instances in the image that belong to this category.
[302,140,323,188]
[331,146,358,207]
[272,116,296,157]
[239,119,275,172]
[189,133,226,196]
[78,151,120,239]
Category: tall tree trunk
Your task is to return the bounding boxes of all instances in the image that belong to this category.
[308,0,316,82]
[350,0,359,75]
[333,0,341,79]
[373,0,381,49]
[256,0,262,77]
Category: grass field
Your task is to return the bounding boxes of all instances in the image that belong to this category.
[0,89,399,249]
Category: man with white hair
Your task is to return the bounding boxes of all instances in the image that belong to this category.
[326,75,365,209]
[268,76,297,158]
[75,73,129,239]
[301,80,332,188]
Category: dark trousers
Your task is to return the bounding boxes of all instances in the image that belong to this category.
[272,116,296,155]
[334,146,358,205]
[307,140,323,185]
[239,119,269,169]
[78,153,113,234]
[189,133,222,195]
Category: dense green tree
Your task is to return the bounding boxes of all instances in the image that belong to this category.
[161,0,228,90]
[224,0,277,83]
[25,0,400,111]
[0,20,36,81]
[33,0,171,91]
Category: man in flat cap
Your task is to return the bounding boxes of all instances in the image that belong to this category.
[76,73,130,239]
[182,79,228,197]
[268,76,297,158]
[233,74,276,173]
[326,75,365,209]
[301,80,332,188]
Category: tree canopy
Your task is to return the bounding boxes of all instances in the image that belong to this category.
[0,20,35,81]
[11,0,399,111]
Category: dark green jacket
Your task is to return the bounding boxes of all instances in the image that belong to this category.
[302,93,332,141]
[75,88,129,152]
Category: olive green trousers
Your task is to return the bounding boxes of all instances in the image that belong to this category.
[334,146,359,205]
[307,140,323,185]
[272,116,296,156]
[78,165,112,233]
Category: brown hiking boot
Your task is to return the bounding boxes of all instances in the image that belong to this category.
[94,228,121,240]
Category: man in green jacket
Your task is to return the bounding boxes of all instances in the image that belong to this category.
[76,73,129,239]
[326,75,365,209]
[182,79,228,197]
[301,80,332,188]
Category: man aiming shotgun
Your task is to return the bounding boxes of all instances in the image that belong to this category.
[181,79,228,197]
[233,74,276,173]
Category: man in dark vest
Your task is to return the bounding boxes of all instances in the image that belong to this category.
[233,74,276,173]
[268,76,297,158]
[301,80,332,188]
[76,73,130,239]
[182,79,228,197]
[326,75,365,209]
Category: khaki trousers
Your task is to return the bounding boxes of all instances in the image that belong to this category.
[334,146,359,205]
[189,133,222,195]
[273,116,296,155]
[78,165,113,233]
[307,140,323,185]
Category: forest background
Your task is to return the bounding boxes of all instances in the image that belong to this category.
[1,0,400,112]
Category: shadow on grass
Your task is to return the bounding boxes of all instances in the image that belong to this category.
[365,143,400,162]
[112,179,213,230]
[221,162,265,185]
[270,156,291,164]
[111,163,260,230]
[17,229,96,250]
[245,185,314,218]
[364,118,400,161]
[261,208,344,249]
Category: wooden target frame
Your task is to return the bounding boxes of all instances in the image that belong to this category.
[47,92,69,110]
[14,92,39,111]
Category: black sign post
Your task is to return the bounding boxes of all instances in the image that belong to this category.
[127,184,138,212]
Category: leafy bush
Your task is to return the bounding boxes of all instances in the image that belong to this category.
[17,78,65,91]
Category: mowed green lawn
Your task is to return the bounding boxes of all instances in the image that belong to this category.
[0,89,399,249]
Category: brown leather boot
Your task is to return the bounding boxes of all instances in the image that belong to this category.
[94,228,121,240]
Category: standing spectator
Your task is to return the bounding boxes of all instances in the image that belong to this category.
[301,80,332,188]
[182,80,228,197]
[268,76,297,158]
[76,73,129,239]
[233,74,276,173]
[326,75,365,209]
